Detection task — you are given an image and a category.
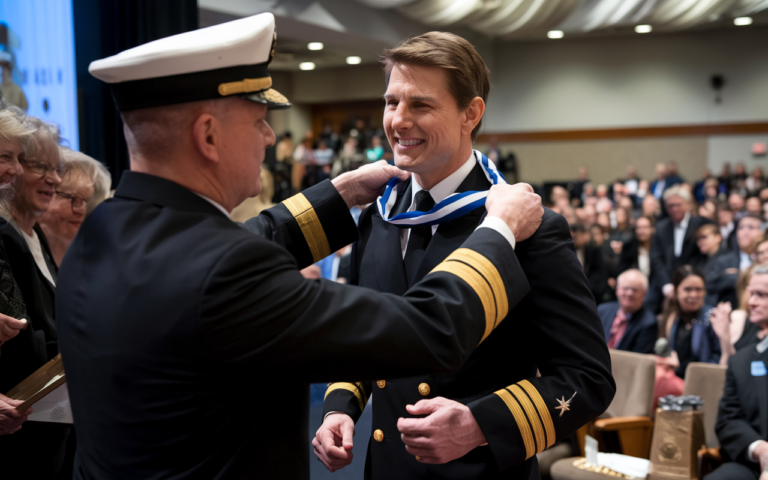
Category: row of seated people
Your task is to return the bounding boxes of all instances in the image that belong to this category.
[0,104,111,477]
[597,264,767,480]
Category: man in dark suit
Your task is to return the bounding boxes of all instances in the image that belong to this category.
[598,269,658,354]
[314,32,615,480]
[705,265,768,480]
[571,222,610,304]
[56,14,544,480]
[649,185,714,312]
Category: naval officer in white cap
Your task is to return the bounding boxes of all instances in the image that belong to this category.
[56,12,543,479]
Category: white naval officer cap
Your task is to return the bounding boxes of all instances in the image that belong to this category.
[89,12,290,112]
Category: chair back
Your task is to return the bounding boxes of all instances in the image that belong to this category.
[682,362,727,448]
[604,350,656,418]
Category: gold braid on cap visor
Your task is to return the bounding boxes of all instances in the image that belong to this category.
[218,77,273,96]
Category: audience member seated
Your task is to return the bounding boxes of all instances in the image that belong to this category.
[0,109,73,478]
[735,214,764,271]
[730,192,746,214]
[364,135,385,162]
[705,264,768,480]
[571,222,610,303]
[598,269,658,354]
[38,148,110,266]
[620,215,654,279]
[641,193,660,219]
[649,185,713,312]
[697,223,740,307]
[655,265,721,400]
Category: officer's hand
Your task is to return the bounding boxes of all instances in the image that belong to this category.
[754,440,768,472]
[312,413,355,472]
[0,314,26,346]
[0,393,31,436]
[485,183,543,242]
[397,397,486,464]
[331,160,410,209]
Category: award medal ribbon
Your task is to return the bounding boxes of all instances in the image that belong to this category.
[377,150,507,227]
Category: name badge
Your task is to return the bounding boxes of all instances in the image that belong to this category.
[751,361,767,377]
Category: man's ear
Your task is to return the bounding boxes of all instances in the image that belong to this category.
[191,113,220,164]
[462,97,485,136]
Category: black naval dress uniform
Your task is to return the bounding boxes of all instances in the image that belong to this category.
[323,163,616,479]
[57,171,530,480]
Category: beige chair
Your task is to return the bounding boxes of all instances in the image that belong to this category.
[550,349,657,480]
[681,362,727,480]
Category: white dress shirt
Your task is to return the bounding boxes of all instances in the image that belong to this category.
[400,153,515,258]
[194,192,232,219]
[739,250,753,272]
[673,212,690,258]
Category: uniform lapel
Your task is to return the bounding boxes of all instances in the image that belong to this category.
[372,181,410,295]
[413,163,489,283]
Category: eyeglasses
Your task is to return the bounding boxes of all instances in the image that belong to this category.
[19,158,68,178]
[55,191,88,211]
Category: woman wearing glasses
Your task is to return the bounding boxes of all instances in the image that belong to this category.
[0,112,73,479]
[39,148,110,266]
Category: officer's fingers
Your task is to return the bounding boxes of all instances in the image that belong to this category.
[340,419,355,450]
[512,182,534,193]
[405,398,441,416]
[327,446,353,464]
[397,416,432,436]
[313,445,335,472]
[317,425,339,452]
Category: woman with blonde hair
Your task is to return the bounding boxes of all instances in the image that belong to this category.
[39,147,111,265]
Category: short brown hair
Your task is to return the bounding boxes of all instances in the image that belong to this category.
[381,32,490,141]
[695,223,720,239]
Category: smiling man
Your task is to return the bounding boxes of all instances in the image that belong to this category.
[314,32,615,480]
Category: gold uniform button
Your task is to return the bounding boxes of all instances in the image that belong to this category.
[373,429,384,442]
[377,380,386,388]
[415,456,421,461]
[418,383,431,396]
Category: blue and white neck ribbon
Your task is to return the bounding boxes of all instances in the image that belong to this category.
[376,150,507,227]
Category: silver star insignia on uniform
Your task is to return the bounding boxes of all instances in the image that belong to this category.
[554,391,577,417]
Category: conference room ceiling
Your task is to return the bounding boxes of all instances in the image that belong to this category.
[198,0,768,71]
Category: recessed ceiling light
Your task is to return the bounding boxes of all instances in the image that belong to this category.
[547,30,564,39]
[299,62,315,71]
[346,56,362,65]
[308,42,324,50]
[734,17,753,26]
[635,24,652,33]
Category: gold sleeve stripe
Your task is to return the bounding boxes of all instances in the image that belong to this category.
[430,260,496,343]
[509,385,544,453]
[495,388,535,459]
[283,193,331,262]
[324,383,365,412]
[518,380,556,449]
[448,248,509,327]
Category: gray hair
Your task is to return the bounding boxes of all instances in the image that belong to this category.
[59,147,111,215]
[663,185,691,202]
[616,268,649,291]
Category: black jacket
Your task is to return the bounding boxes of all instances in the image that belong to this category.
[702,248,740,307]
[715,341,768,469]
[0,220,58,393]
[324,164,615,479]
[57,172,529,480]
[650,215,714,290]
[597,302,658,354]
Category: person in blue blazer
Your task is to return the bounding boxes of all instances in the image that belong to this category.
[598,269,658,354]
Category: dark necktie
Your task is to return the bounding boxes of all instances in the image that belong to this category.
[403,190,435,285]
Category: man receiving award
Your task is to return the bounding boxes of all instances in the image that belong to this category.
[314,32,615,479]
[56,13,546,480]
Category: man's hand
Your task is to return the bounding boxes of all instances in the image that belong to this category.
[0,393,30,436]
[312,413,355,472]
[485,183,543,242]
[710,302,732,342]
[397,397,486,464]
[754,440,768,472]
[0,314,26,346]
[331,160,410,209]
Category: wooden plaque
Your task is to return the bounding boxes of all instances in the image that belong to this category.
[6,354,66,413]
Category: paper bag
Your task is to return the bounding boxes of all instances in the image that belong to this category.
[648,409,706,480]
